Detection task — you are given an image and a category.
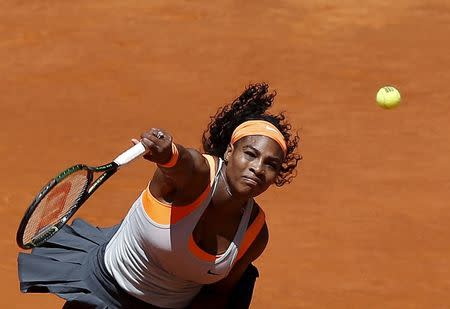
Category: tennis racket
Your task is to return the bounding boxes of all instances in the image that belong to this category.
[16,142,147,249]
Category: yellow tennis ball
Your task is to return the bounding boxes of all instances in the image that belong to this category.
[376,86,401,109]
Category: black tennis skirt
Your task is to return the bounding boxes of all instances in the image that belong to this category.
[18,219,157,308]
[18,219,259,309]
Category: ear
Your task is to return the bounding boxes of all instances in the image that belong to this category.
[223,144,234,162]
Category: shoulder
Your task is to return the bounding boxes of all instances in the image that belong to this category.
[149,149,216,204]
[185,149,219,176]
[176,149,214,200]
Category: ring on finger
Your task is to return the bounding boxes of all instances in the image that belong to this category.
[155,131,165,139]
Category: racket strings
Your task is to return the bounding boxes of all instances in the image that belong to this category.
[22,170,89,245]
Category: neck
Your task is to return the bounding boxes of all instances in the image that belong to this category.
[215,165,248,214]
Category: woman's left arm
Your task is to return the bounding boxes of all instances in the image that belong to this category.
[188,223,269,309]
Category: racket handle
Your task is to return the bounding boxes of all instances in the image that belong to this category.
[113,142,147,167]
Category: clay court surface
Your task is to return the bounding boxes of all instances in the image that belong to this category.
[2,1,450,308]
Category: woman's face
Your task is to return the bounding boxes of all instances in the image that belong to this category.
[224,135,285,198]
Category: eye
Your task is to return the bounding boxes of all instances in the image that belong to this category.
[266,162,278,170]
[244,151,256,158]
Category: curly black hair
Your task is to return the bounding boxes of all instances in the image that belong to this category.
[202,83,301,186]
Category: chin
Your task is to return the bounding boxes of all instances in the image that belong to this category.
[234,186,262,199]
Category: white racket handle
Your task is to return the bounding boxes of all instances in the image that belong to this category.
[113,142,147,167]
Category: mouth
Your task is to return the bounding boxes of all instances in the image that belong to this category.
[242,176,261,187]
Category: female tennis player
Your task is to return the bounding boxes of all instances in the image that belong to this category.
[18,83,301,308]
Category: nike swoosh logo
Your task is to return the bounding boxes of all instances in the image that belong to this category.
[207,270,220,275]
[265,126,278,132]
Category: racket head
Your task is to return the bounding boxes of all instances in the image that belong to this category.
[16,164,92,249]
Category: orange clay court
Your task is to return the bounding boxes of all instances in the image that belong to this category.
[1,1,450,308]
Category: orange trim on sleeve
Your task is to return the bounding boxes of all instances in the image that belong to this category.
[141,155,217,225]
[236,207,266,261]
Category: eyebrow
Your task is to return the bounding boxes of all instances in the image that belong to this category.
[243,145,282,163]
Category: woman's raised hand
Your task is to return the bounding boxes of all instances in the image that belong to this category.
[132,128,173,165]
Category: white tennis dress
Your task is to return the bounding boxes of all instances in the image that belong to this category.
[104,155,265,308]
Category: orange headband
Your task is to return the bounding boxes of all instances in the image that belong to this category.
[231,120,287,155]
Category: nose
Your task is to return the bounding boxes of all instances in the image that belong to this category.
[249,159,265,178]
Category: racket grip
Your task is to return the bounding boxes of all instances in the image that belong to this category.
[113,142,147,166]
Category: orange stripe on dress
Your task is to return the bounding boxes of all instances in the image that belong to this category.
[188,234,218,262]
[142,186,211,225]
[236,207,266,261]
[189,207,266,263]
[141,155,216,225]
